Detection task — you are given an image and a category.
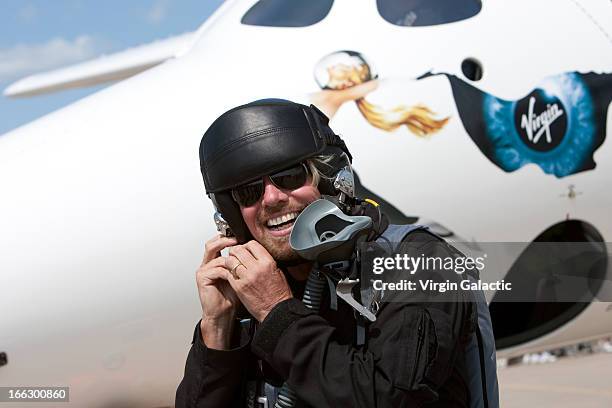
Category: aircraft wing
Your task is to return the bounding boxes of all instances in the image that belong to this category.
[3,31,196,98]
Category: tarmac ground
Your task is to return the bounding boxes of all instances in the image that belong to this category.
[498,352,612,407]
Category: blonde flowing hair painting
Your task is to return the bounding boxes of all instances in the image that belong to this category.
[325,62,449,136]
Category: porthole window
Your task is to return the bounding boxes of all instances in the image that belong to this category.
[377,0,482,27]
[462,57,483,81]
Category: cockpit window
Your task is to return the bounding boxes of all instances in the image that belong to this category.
[241,0,334,27]
[377,0,482,27]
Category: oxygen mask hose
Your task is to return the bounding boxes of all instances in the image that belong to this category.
[275,384,298,408]
[302,270,327,312]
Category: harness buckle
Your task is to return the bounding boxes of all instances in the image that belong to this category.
[336,278,377,322]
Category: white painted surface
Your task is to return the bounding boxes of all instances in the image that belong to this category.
[0,1,611,406]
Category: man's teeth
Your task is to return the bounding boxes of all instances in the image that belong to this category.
[267,212,299,227]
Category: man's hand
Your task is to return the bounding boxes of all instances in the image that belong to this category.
[196,235,240,349]
[224,240,293,322]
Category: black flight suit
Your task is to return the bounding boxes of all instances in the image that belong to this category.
[176,217,475,408]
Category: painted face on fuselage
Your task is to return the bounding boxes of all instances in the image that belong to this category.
[239,176,320,261]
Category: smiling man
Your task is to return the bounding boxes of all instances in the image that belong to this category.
[175,99,487,408]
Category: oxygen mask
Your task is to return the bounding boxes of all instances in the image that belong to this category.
[290,198,372,265]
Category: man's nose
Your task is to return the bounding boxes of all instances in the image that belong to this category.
[261,177,289,207]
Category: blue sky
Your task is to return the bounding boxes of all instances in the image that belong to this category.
[0,0,224,135]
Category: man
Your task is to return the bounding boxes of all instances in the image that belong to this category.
[176,99,479,407]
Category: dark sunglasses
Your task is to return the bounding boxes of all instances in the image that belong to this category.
[231,163,310,207]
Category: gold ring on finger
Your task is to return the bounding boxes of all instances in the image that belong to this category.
[230,262,243,279]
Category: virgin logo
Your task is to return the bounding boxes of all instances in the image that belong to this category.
[520,96,564,144]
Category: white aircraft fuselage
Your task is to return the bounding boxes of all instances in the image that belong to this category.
[1,1,611,406]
